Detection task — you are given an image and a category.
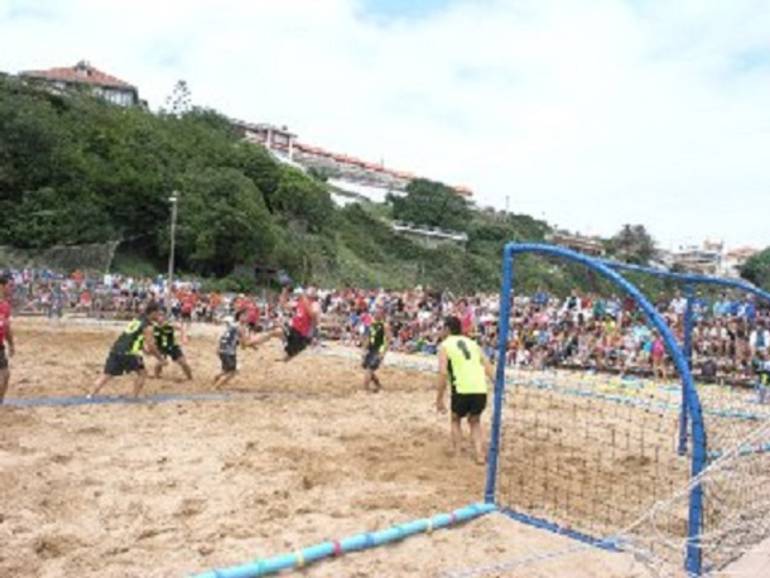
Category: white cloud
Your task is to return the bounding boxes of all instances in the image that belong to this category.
[1,0,769,249]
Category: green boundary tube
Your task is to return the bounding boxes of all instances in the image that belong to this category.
[191,502,496,578]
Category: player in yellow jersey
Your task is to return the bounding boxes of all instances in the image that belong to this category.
[436,316,493,464]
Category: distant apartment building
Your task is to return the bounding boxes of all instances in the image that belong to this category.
[654,241,757,278]
[668,240,724,276]
[232,120,297,159]
[19,60,141,107]
[230,118,473,204]
[723,246,759,278]
[546,230,606,256]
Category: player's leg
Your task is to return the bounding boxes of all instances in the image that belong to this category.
[370,371,382,392]
[181,314,192,344]
[450,413,463,456]
[132,369,147,398]
[171,347,192,380]
[154,358,165,379]
[370,353,383,392]
[468,415,485,465]
[283,329,311,363]
[89,373,112,398]
[90,351,121,397]
[253,327,282,348]
[216,370,236,389]
[362,350,374,391]
[176,356,193,380]
[215,354,237,389]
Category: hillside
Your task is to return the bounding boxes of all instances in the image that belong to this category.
[0,76,569,293]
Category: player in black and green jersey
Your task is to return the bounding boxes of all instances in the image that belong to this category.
[153,313,193,381]
[89,302,165,398]
[362,307,392,393]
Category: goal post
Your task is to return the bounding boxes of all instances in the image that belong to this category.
[484,242,707,576]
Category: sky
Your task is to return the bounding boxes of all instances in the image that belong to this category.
[1,0,770,250]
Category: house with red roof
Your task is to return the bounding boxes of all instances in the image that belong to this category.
[19,60,141,107]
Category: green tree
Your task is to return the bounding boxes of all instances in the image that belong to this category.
[607,224,656,265]
[164,80,192,116]
[740,248,770,290]
[389,178,471,232]
[176,168,276,276]
[269,167,335,233]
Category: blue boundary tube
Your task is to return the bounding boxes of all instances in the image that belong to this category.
[499,508,620,552]
[3,392,235,408]
[191,502,496,578]
[484,245,513,503]
[486,244,707,576]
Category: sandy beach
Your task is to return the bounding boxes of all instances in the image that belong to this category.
[0,319,761,577]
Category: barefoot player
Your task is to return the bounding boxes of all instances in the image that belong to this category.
[153,313,193,380]
[362,307,392,392]
[213,311,259,389]
[435,316,494,464]
[253,286,320,361]
[89,302,165,398]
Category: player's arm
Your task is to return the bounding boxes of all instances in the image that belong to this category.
[143,325,164,362]
[483,354,494,390]
[311,301,321,324]
[241,326,262,349]
[239,326,252,349]
[360,329,369,352]
[436,346,448,413]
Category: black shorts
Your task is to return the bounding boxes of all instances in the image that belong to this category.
[219,353,237,373]
[362,350,383,371]
[181,311,192,321]
[104,352,145,376]
[163,345,184,362]
[284,327,311,359]
[451,391,487,418]
[0,345,7,370]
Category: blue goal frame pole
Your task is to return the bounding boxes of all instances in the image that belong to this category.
[679,284,695,456]
[485,243,707,576]
[484,244,513,503]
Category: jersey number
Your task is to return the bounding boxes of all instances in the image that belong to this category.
[457,340,473,361]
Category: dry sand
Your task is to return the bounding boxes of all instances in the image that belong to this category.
[0,319,753,577]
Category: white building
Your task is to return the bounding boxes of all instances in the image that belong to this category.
[722,247,759,278]
[230,119,474,206]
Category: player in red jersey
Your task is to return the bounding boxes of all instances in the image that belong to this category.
[253,286,320,361]
[0,274,16,404]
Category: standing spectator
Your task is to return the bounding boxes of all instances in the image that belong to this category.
[0,275,15,404]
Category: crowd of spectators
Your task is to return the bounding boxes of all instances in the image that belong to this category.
[5,268,769,386]
[322,287,769,385]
